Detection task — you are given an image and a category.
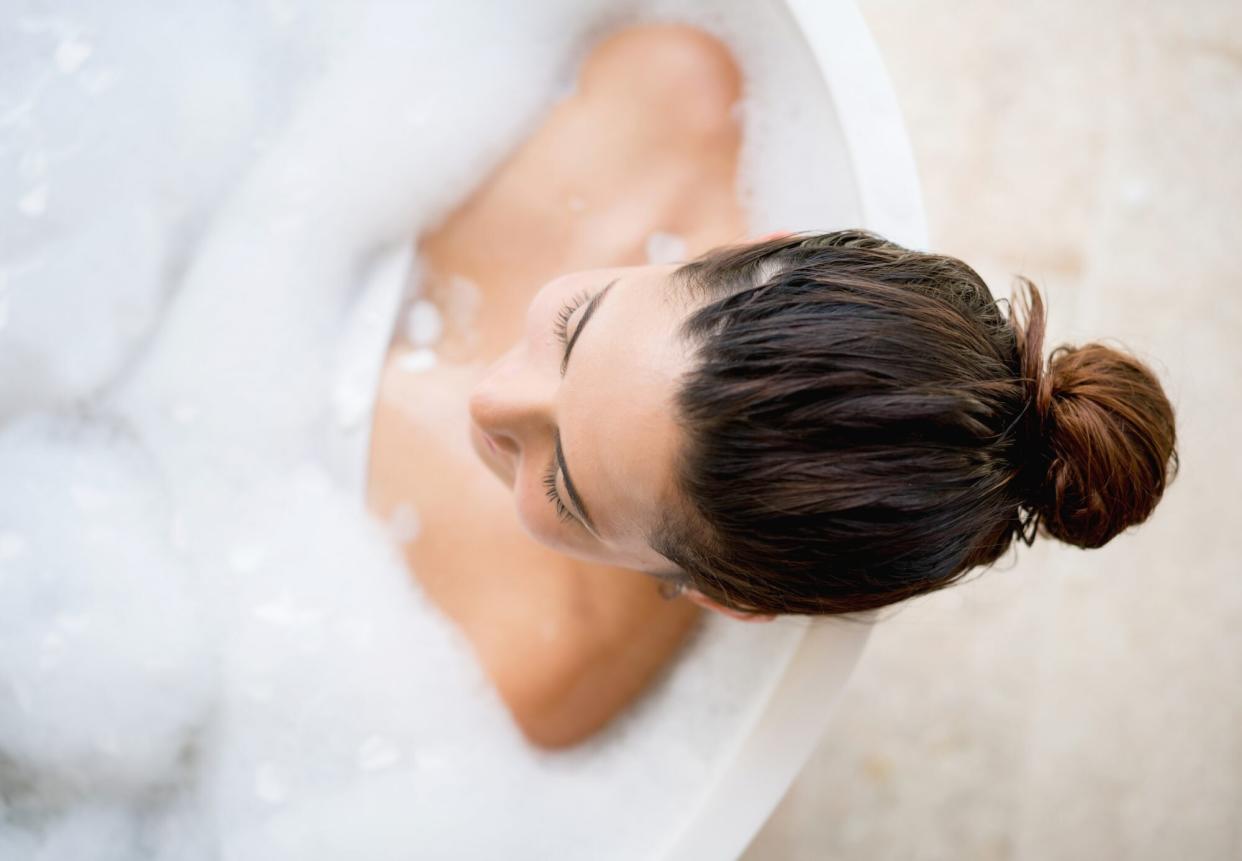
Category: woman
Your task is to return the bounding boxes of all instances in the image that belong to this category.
[367,26,1177,748]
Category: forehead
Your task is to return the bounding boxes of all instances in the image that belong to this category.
[559,265,694,558]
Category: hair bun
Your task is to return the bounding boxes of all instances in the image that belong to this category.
[1011,280,1178,548]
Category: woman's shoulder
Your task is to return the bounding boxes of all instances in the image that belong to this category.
[579,24,742,141]
[476,558,703,749]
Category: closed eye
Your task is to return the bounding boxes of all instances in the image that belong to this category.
[544,279,617,534]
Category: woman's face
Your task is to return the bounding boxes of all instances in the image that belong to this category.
[467,263,692,576]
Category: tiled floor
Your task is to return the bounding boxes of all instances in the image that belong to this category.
[744,2,1242,858]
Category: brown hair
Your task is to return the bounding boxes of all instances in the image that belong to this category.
[649,230,1178,616]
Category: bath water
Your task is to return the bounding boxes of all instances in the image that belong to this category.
[0,1,856,857]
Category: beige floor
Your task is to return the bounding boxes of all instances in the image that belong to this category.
[744,2,1242,859]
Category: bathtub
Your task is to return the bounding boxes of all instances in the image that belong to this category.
[330,2,927,858]
[655,2,926,857]
[0,0,923,857]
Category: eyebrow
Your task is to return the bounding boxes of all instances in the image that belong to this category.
[556,279,617,533]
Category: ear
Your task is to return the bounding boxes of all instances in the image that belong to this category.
[682,588,776,622]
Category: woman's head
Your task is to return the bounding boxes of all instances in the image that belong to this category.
[468,230,1179,618]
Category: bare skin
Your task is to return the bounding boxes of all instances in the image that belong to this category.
[366,25,748,748]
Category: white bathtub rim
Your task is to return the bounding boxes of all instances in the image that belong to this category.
[652,1,926,858]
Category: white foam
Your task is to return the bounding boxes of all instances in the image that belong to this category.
[0,530,29,562]
[645,230,688,264]
[0,414,212,804]
[403,300,443,346]
[253,764,288,805]
[54,36,93,74]
[357,735,402,772]
[387,502,422,544]
[442,275,483,334]
[396,347,438,374]
[18,183,49,216]
[0,0,853,856]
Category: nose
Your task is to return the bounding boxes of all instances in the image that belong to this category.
[467,342,556,454]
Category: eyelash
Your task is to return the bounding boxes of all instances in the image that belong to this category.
[543,288,594,526]
[541,464,575,524]
[552,289,591,346]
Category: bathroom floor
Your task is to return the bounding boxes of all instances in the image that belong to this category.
[745,1,1242,859]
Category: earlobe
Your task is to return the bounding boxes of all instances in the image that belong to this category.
[682,588,776,623]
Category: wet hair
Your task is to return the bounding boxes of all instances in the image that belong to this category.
[649,230,1178,616]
